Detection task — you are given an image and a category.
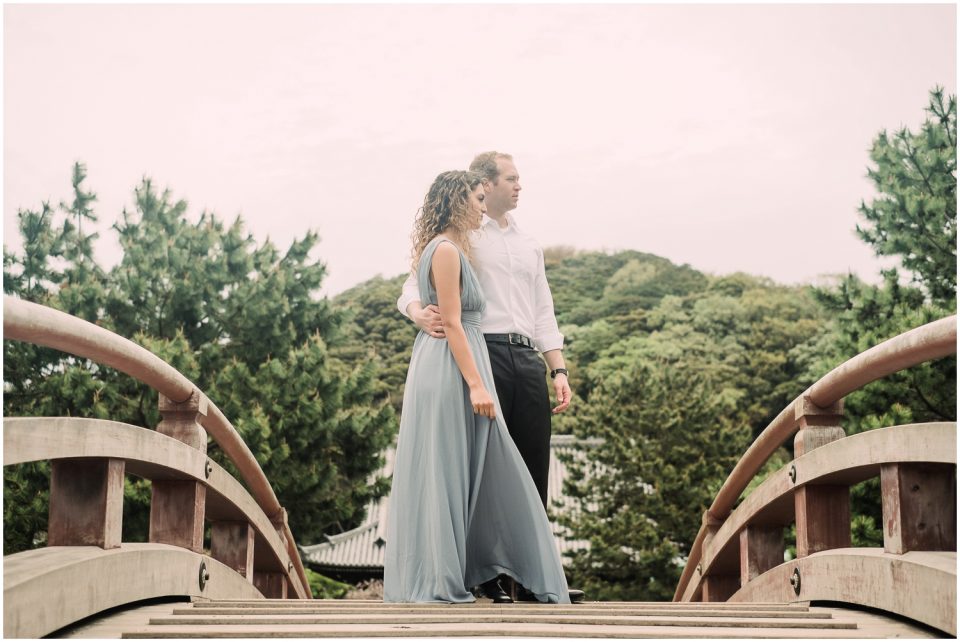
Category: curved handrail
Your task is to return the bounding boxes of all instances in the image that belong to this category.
[674,315,957,601]
[684,422,955,600]
[4,417,295,577]
[2,295,308,597]
[808,316,957,407]
[3,296,280,515]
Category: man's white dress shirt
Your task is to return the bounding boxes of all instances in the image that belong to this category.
[398,214,564,354]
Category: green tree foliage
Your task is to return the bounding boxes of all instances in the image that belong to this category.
[331,275,417,414]
[557,274,824,599]
[792,87,957,547]
[546,249,708,327]
[812,88,957,421]
[3,164,395,552]
[857,86,956,303]
[560,353,752,600]
[304,568,351,599]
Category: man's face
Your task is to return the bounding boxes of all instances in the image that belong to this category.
[485,158,521,213]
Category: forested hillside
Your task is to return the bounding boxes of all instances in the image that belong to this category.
[331,250,823,445]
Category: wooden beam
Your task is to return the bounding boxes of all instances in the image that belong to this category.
[730,547,957,636]
[3,543,263,638]
[699,517,739,601]
[740,526,784,584]
[211,521,255,581]
[881,462,956,554]
[149,391,208,553]
[793,399,849,558]
[253,572,288,599]
[701,574,739,602]
[150,480,206,552]
[795,485,850,557]
[48,457,125,549]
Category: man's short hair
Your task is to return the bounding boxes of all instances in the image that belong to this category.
[469,151,513,184]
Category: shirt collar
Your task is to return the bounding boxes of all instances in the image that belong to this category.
[482,213,519,233]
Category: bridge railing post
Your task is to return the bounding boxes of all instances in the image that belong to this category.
[149,390,208,553]
[739,525,784,585]
[881,462,956,555]
[793,396,850,558]
[254,508,291,598]
[700,512,739,601]
[48,458,125,549]
[211,521,256,581]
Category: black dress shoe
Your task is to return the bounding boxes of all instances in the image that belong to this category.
[568,588,586,603]
[479,578,513,604]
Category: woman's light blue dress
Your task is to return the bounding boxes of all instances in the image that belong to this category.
[384,237,570,604]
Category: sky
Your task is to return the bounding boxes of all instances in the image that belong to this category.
[4,4,957,296]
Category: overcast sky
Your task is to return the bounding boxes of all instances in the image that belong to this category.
[4,4,956,296]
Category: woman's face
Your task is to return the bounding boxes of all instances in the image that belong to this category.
[465,184,487,230]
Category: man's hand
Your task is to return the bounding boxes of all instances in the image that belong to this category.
[413,304,444,338]
[552,373,571,414]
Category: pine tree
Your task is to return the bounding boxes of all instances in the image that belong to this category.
[3,165,396,552]
[791,87,957,548]
[561,356,751,600]
[857,86,956,304]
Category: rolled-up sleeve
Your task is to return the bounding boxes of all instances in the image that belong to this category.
[396,271,420,319]
[532,248,564,353]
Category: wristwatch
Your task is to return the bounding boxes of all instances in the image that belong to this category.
[550,368,568,379]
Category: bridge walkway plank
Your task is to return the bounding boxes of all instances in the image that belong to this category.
[54,598,941,639]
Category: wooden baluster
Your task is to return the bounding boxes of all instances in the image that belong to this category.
[793,396,849,558]
[881,462,956,554]
[211,522,256,580]
[149,391,207,553]
[253,508,291,598]
[48,458,125,548]
[700,512,739,601]
[739,525,784,584]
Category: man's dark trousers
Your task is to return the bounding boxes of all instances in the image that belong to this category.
[484,340,552,508]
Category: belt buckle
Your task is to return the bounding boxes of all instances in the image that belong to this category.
[509,333,528,348]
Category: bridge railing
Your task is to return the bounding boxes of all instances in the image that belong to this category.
[674,315,957,635]
[3,296,311,638]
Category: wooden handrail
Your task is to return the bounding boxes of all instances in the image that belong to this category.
[673,315,957,601]
[681,422,956,601]
[2,295,308,597]
[4,418,297,579]
[3,296,280,514]
[808,316,957,407]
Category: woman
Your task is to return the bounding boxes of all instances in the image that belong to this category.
[383,170,570,604]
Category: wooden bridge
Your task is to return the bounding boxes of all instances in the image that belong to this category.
[3,295,956,638]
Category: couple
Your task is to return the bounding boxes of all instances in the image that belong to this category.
[384,152,580,604]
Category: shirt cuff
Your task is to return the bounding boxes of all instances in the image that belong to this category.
[535,331,564,354]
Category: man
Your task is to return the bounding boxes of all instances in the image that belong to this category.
[397,151,583,604]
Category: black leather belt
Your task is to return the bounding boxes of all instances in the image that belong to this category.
[484,333,536,349]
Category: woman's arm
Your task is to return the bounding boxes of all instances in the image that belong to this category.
[432,242,495,419]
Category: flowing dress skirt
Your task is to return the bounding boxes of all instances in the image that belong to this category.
[383,238,569,603]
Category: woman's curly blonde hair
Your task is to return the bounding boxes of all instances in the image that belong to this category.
[410,170,484,269]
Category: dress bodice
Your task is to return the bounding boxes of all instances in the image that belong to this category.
[417,237,486,316]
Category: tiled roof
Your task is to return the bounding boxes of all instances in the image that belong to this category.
[301,435,602,570]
